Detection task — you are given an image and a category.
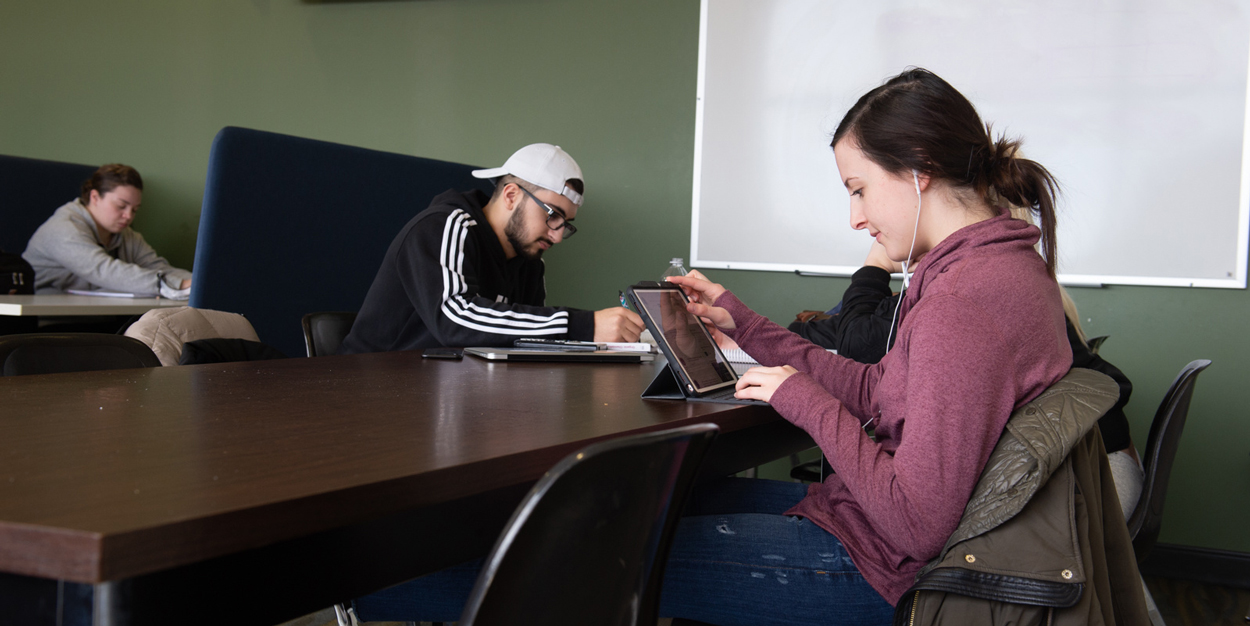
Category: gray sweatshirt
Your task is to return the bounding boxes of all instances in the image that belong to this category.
[23,200,192,294]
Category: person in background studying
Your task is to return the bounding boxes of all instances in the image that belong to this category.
[792,236,1144,518]
[788,241,903,365]
[339,143,642,354]
[23,164,192,298]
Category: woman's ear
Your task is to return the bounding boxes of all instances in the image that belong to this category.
[913,170,932,193]
[88,189,101,207]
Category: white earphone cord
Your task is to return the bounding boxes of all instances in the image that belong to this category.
[864,171,921,436]
[884,171,922,357]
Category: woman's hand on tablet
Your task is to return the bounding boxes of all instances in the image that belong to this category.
[735,365,798,403]
[666,272,735,332]
[666,271,724,304]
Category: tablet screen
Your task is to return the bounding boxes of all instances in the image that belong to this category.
[630,286,738,394]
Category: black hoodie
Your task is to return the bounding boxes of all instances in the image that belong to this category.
[340,189,593,354]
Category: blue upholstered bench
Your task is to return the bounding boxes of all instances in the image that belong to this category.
[190,127,491,357]
[0,155,97,254]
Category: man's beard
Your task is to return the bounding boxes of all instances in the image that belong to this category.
[505,208,549,260]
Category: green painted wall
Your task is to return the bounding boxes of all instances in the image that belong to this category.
[2,1,1246,554]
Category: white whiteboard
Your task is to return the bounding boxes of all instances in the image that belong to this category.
[691,0,1250,288]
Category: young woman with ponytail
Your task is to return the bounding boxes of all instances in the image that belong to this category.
[659,68,1074,625]
[792,220,1143,519]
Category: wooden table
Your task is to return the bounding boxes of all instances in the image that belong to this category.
[0,351,811,626]
[0,294,185,316]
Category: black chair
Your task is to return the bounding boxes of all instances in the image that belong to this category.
[0,333,161,376]
[1086,334,1110,354]
[301,311,357,357]
[1127,359,1211,563]
[456,423,718,626]
[789,454,829,483]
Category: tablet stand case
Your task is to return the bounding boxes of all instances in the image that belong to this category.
[642,362,689,400]
[641,362,767,406]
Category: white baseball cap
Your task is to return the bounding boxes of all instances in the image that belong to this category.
[472,143,584,206]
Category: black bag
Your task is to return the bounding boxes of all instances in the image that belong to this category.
[0,251,34,295]
[0,250,37,335]
[178,338,287,365]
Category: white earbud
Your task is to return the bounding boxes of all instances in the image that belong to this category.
[900,169,922,289]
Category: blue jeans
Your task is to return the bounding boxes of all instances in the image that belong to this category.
[660,478,893,625]
[354,478,893,625]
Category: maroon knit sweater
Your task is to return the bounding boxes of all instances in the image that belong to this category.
[718,213,1072,604]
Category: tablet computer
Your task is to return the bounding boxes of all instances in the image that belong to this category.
[627,282,750,402]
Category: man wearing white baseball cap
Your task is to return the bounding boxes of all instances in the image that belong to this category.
[339,143,642,354]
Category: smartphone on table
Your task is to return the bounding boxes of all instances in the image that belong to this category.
[422,347,464,360]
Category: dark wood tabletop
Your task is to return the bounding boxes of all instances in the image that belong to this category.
[0,350,802,608]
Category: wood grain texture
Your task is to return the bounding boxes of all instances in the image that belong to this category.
[0,351,782,583]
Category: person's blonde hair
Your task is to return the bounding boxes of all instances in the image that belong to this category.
[1059,287,1086,346]
[1008,206,1087,346]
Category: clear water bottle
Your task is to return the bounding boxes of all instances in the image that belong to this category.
[661,257,688,281]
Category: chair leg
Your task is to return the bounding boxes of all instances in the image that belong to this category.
[333,604,358,626]
[1141,575,1166,626]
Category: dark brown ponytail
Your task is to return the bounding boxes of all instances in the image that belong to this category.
[976,131,1059,277]
[80,164,143,206]
[832,68,1061,277]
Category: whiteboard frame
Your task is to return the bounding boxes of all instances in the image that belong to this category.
[689,0,1250,290]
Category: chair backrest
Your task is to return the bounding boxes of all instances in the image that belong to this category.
[189,127,491,357]
[459,423,719,626]
[0,333,161,376]
[0,155,97,254]
[1086,335,1109,354]
[1126,359,1212,562]
[302,311,358,357]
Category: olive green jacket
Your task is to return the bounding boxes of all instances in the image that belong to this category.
[895,368,1150,625]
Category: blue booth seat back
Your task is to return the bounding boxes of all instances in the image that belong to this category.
[0,155,98,254]
[190,127,491,357]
